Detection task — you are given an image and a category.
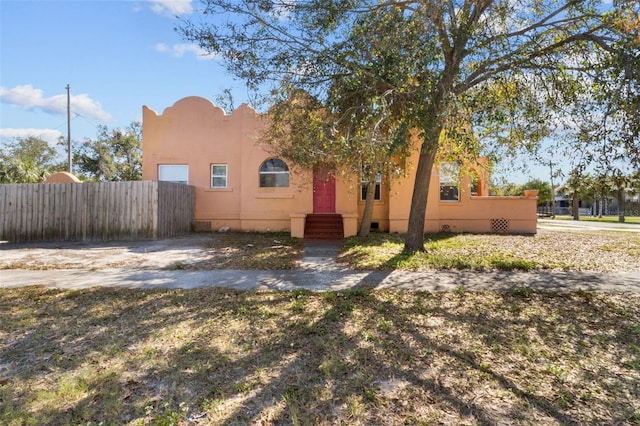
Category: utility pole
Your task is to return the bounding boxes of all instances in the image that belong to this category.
[549,163,556,219]
[66,84,72,173]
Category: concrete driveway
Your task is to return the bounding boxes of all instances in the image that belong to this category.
[538,218,640,232]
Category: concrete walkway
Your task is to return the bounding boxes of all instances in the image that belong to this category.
[537,218,640,233]
[1,241,639,292]
[2,268,639,292]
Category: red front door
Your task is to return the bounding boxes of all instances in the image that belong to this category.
[313,169,336,213]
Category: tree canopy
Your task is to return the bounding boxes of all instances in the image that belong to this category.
[75,122,142,182]
[535,6,640,207]
[0,136,62,183]
[262,85,413,236]
[181,0,639,250]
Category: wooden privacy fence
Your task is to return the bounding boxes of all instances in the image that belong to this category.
[0,181,194,242]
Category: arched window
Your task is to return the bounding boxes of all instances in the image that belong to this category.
[259,158,289,187]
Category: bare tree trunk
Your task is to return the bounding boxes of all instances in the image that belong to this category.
[618,188,625,223]
[599,196,604,217]
[572,190,580,221]
[404,83,452,252]
[358,176,377,237]
[404,138,439,252]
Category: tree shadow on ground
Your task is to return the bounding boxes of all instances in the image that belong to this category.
[1,286,638,424]
[341,232,541,271]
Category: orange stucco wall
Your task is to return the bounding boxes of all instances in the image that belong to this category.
[142,96,537,236]
[387,150,537,234]
[142,97,322,233]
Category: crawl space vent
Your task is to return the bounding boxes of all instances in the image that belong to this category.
[490,218,510,233]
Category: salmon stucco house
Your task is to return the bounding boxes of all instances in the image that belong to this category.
[142,96,538,238]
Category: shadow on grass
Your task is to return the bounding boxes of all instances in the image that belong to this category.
[342,232,538,271]
[1,286,639,424]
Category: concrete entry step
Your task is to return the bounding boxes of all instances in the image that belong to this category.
[304,214,344,240]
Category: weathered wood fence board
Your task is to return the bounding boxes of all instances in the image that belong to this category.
[0,181,194,242]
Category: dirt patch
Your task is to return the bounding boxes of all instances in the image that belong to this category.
[0,232,303,271]
[1,228,639,272]
[0,235,210,270]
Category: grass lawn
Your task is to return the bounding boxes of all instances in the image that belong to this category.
[1,286,639,425]
[340,230,640,272]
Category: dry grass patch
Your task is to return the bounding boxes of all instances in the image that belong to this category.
[0,232,303,271]
[197,232,303,270]
[2,229,638,273]
[340,229,640,272]
[1,286,639,425]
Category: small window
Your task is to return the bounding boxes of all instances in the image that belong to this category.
[211,164,227,188]
[439,162,459,201]
[158,165,188,184]
[361,172,382,201]
[259,158,289,187]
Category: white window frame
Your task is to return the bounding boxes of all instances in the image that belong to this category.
[259,158,290,188]
[211,164,228,188]
[439,162,459,202]
[360,171,382,201]
[158,164,189,185]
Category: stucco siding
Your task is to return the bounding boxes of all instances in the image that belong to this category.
[142,96,538,236]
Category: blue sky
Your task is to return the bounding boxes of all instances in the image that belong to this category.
[1,0,556,184]
[1,0,250,147]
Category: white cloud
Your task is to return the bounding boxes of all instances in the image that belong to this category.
[155,42,216,60]
[146,0,192,16]
[0,85,112,121]
[270,0,297,21]
[0,128,64,146]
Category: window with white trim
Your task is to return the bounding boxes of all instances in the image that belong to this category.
[158,165,188,184]
[439,162,459,201]
[361,172,382,201]
[259,158,289,187]
[211,164,228,188]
